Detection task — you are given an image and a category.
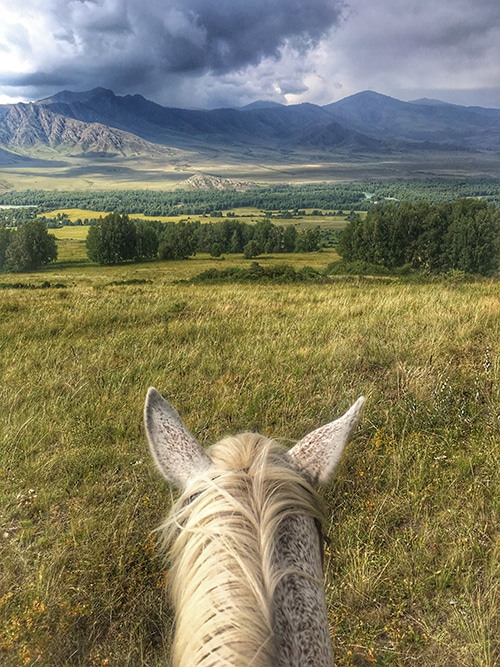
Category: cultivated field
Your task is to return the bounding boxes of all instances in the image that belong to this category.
[0,253,498,666]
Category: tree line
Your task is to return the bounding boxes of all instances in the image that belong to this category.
[0,184,368,217]
[0,213,322,272]
[2,178,500,217]
[338,199,500,275]
[1,198,499,275]
[85,214,322,264]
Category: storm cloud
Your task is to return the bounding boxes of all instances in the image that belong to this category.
[1,0,500,108]
[324,0,500,107]
[0,0,346,105]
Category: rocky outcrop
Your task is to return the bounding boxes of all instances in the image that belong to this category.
[184,173,257,190]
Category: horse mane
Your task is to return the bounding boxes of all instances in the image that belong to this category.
[159,433,327,666]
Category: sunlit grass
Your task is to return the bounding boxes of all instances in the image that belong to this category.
[50,226,90,240]
[49,235,341,278]
[44,210,353,227]
[43,210,108,224]
[44,211,199,225]
[0,259,498,666]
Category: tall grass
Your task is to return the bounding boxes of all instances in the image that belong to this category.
[0,259,498,666]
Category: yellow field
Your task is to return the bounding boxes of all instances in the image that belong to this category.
[43,209,184,224]
[50,225,89,240]
[43,209,107,222]
[43,208,353,230]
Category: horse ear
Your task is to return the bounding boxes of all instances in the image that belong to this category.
[288,397,365,486]
[144,387,211,489]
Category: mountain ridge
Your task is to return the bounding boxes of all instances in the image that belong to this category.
[1,88,500,165]
[324,92,500,149]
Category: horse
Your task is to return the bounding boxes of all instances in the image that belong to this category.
[144,387,364,666]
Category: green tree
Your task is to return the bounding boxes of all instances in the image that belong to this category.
[444,199,500,275]
[338,199,500,275]
[209,242,223,258]
[282,225,298,252]
[0,227,12,271]
[4,220,57,272]
[412,204,449,271]
[135,221,159,260]
[253,218,283,253]
[243,240,260,259]
[229,229,244,254]
[295,227,321,252]
[86,213,137,265]
[158,222,197,260]
[337,216,359,261]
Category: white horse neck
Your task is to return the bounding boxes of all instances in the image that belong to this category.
[161,434,334,666]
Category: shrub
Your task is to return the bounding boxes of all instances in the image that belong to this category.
[188,262,329,284]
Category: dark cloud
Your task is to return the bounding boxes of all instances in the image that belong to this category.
[1,71,75,88]
[1,0,500,108]
[169,0,344,71]
[0,0,346,105]
[318,0,500,108]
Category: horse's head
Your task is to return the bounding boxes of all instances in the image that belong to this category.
[144,387,364,667]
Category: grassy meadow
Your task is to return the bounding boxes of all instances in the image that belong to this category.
[0,249,498,666]
[48,214,350,267]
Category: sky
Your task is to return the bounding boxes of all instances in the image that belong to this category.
[0,0,499,109]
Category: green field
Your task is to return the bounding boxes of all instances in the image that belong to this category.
[0,254,498,666]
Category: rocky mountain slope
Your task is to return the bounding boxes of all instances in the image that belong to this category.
[0,99,169,158]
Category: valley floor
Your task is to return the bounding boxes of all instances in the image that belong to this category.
[3,148,500,192]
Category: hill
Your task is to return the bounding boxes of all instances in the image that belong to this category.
[33,89,379,152]
[324,90,500,150]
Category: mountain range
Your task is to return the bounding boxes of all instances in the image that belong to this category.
[1,87,500,166]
